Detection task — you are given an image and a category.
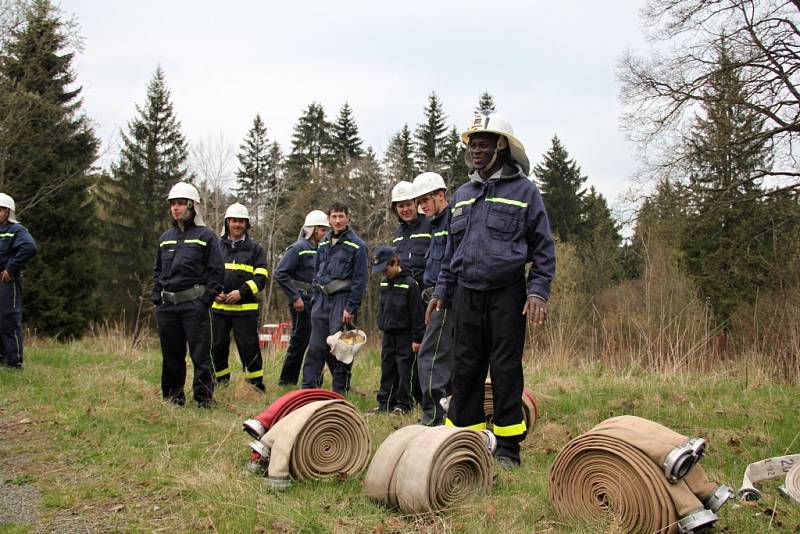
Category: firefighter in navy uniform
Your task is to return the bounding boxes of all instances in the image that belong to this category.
[210,203,268,392]
[430,111,555,467]
[390,181,430,288]
[301,202,368,394]
[0,193,37,369]
[412,172,452,425]
[274,209,330,386]
[153,182,225,407]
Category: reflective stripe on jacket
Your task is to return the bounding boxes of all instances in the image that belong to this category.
[152,220,225,306]
[377,271,426,342]
[274,237,317,303]
[313,227,368,314]
[392,217,431,287]
[433,164,555,303]
[211,234,268,316]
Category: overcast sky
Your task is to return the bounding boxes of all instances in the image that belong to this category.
[60,0,648,212]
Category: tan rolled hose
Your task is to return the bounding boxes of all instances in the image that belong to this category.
[736,454,800,502]
[258,399,370,489]
[482,380,539,432]
[549,416,731,534]
[365,425,493,514]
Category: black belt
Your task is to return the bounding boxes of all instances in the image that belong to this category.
[291,279,313,293]
[318,279,352,297]
[161,284,205,304]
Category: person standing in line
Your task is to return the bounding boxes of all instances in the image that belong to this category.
[429,111,555,467]
[301,202,367,394]
[370,245,425,415]
[274,209,330,386]
[210,202,268,392]
[153,182,224,407]
[0,193,36,370]
[412,172,452,425]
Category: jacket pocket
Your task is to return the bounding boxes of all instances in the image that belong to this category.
[486,205,519,255]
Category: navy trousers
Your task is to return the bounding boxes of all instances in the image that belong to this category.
[301,293,352,394]
[0,280,24,368]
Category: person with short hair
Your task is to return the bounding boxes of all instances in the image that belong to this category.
[152,182,224,407]
[211,202,268,392]
[274,209,330,386]
[429,111,555,467]
[370,245,425,415]
[0,193,37,369]
[301,202,368,394]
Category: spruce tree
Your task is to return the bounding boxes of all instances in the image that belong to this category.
[414,92,448,173]
[0,0,102,337]
[383,124,416,182]
[441,126,469,190]
[286,101,332,183]
[236,113,271,201]
[576,186,622,292]
[331,102,363,165]
[101,66,190,312]
[476,91,496,112]
[534,135,587,242]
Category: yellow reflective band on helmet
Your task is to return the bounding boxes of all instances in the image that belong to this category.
[160,240,178,247]
[344,240,360,249]
[211,302,260,311]
[246,280,259,295]
[410,233,432,239]
[245,369,264,379]
[433,230,448,237]
[254,267,268,277]
[392,236,404,243]
[215,368,231,378]
[486,197,528,208]
[492,420,527,437]
[184,239,207,246]
[394,284,410,289]
[444,418,487,431]
[225,262,254,273]
[298,250,317,255]
[452,198,477,212]
[0,232,15,238]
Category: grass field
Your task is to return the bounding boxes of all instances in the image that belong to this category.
[1,335,799,533]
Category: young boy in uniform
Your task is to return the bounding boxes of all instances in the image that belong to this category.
[371,245,425,414]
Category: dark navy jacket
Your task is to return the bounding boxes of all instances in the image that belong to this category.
[0,222,37,277]
[433,163,555,304]
[274,237,318,303]
[423,208,450,289]
[377,270,425,342]
[211,234,268,316]
[313,227,368,314]
[152,220,225,306]
[392,216,431,287]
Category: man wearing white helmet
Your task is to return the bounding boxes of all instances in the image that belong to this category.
[0,193,37,369]
[274,209,330,386]
[153,182,225,407]
[429,111,555,467]
[411,172,453,425]
[210,203,268,392]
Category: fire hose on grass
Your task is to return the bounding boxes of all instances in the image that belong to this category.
[365,425,493,514]
[736,454,800,503]
[549,415,734,534]
[247,399,370,490]
[243,388,344,440]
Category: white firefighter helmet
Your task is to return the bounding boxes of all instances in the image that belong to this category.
[461,110,530,175]
[390,181,416,204]
[224,202,250,220]
[304,209,330,228]
[0,193,18,223]
[412,172,447,199]
[167,182,205,226]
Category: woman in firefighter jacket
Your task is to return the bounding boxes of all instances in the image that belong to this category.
[210,203,268,392]
[430,111,555,467]
[300,202,368,394]
[274,209,330,386]
[152,182,225,408]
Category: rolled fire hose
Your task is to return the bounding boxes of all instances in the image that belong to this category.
[736,454,800,502]
[243,389,344,439]
[364,425,493,514]
[549,416,733,534]
[252,399,370,489]
[482,380,539,432]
